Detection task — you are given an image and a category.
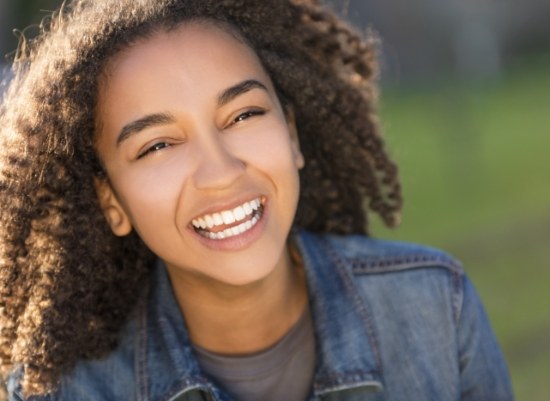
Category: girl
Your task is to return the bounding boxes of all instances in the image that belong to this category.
[0,1,513,400]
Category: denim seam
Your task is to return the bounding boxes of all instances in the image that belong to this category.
[314,374,383,397]
[136,297,149,401]
[350,255,465,325]
[159,380,215,401]
[323,238,384,376]
[452,273,465,325]
[349,255,463,275]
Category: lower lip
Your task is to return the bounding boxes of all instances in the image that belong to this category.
[190,201,268,252]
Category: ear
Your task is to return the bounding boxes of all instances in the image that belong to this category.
[285,108,305,169]
[94,178,132,236]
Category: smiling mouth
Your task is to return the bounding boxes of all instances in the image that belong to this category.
[191,197,265,240]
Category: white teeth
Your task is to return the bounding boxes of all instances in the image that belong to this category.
[213,213,223,225]
[192,197,264,239]
[202,215,261,240]
[221,210,236,225]
[234,206,245,221]
[205,215,214,229]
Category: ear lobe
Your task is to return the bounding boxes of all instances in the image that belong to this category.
[286,109,305,169]
[94,178,132,236]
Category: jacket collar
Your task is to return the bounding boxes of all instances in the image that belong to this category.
[137,262,216,401]
[294,229,383,397]
[138,229,383,401]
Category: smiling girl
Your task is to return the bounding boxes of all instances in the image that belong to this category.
[0,1,513,400]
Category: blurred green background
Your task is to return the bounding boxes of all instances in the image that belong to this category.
[374,55,550,400]
[1,0,549,400]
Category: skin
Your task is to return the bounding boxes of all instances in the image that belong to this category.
[94,22,308,354]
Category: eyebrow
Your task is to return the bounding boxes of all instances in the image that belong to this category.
[116,112,175,147]
[218,79,268,107]
[116,79,269,147]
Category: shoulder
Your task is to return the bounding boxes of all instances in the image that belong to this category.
[295,230,514,399]
[295,229,466,322]
[296,229,463,275]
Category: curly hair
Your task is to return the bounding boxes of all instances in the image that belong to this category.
[0,0,402,396]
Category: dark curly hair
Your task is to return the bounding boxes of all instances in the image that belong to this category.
[0,0,402,396]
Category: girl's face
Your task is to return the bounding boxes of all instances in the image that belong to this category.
[95,22,304,286]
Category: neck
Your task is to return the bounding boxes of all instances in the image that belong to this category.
[167,244,308,355]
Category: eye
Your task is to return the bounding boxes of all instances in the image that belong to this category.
[137,141,171,159]
[228,108,266,127]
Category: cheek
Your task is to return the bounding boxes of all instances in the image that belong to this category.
[231,125,301,172]
[238,133,302,204]
[111,162,187,227]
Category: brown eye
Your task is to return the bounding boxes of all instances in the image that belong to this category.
[137,142,170,159]
[231,109,266,125]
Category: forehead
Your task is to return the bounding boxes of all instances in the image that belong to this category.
[95,21,276,135]
[100,21,267,89]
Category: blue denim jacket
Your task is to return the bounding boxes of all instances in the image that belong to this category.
[8,230,514,401]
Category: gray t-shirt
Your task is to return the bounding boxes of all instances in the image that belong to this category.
[192,309,315,401]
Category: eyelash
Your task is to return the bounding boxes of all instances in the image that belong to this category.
[137,141,171,159]
[136,109,266,160]
[229,108,266,126]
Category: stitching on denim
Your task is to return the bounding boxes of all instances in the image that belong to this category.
[313,371,382,396]
[452,273,464,325]
[349,252,465,326]
[135,295,149,401]
[322,237,384,375]
[293,235,340,395]
[159,380,213,401]
[349,254,463,275]
[349,250,466,335]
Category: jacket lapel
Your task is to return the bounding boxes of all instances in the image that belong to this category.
[295,230,384,398]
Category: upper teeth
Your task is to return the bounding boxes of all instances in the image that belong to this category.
[192,198,261,230]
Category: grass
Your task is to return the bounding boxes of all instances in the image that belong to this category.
[371,53,550,400]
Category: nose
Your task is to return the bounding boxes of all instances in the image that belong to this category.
[191,131,245,190]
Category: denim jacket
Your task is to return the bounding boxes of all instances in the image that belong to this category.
[8,229,514,401]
